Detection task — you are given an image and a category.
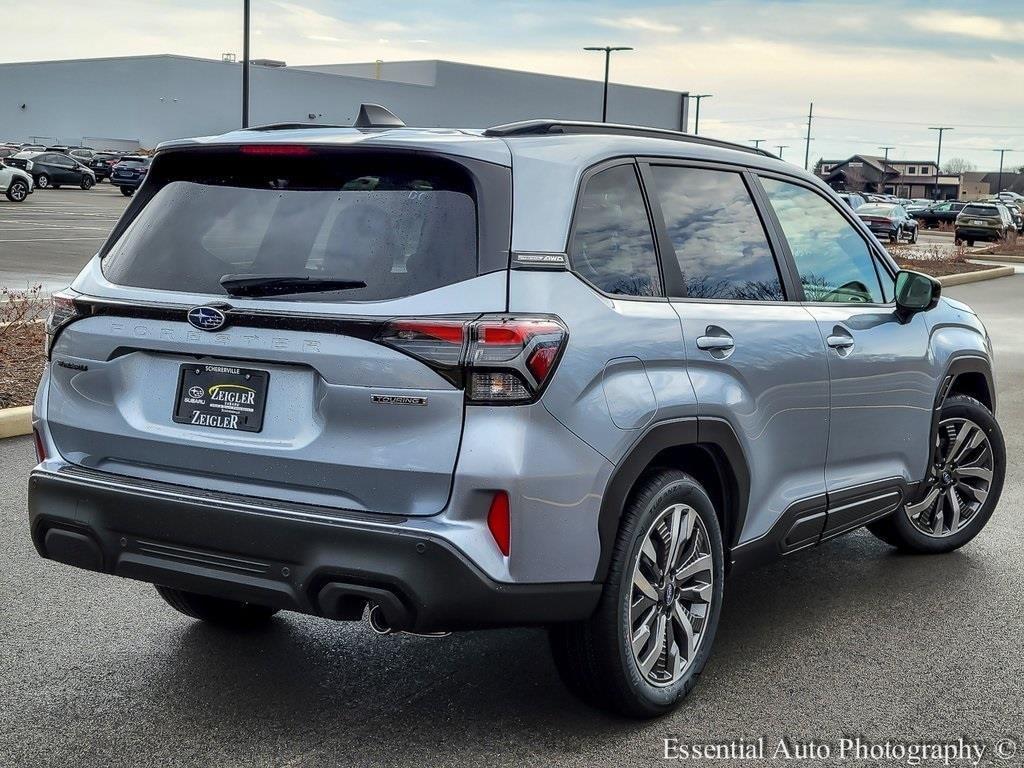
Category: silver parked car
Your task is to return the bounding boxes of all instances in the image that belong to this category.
[29,108,1005,718]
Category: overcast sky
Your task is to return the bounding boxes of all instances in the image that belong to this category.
[6,0,1023,169]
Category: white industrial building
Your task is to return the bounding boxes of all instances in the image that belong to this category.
[0,55,688,150]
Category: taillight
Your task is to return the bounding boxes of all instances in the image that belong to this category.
[376,315,568,404]
[33,428,47,463]
[45,290,84,356]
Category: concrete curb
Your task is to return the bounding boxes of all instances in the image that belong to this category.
[0,405,32,439]
[937,266,1016,287]
[973,253,1024,264]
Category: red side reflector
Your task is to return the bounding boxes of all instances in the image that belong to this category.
[238,144,315,156]
[32,428,47,463]
[487,491,511,556]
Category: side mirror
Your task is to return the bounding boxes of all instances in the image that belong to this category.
[895,270,940,319]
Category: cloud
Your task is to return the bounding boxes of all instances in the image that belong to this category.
[908,11,1024,41]
[595,16,681,34]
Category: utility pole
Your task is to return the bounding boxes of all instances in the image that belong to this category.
[929,127,953,200]
[776,145,789,160]
[583,46,633,122]
[750,139,766,149]
[993,148,1012,195]
[690,93,712,135]
[242,0,250,128]
[803,101,814,170]
[878,146,894,194]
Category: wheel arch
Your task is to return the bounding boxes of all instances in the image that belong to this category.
[594,417,750,582]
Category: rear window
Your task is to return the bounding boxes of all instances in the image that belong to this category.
[102,151,478,302]
[857,205,895,216]
[962,205,998,217]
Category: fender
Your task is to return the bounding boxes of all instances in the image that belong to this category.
[593,416,750,582]
[928,354,995,473]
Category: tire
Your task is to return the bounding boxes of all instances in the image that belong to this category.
[868,395,1004,554]
[155,585,279,628]
[5,179,29,202]
[890,227,900,244]
[967,240,974,247]
[80,176,93,190]
[909,227,918,244]
[548,469,725,718]
[35,173,50,189]
[119,186,133,197]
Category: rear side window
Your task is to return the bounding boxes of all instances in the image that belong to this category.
[569,164,662,297]
[651,166,783,301]
[102,152,478,302]
[761,178,885,304]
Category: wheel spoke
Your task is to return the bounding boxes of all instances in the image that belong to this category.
[945,422,977,464]
[675,553,712,584]
[639,614,667,675]
[947,489,962,533]
[954,466,992,483]
[906,486,940,520]
[677,580,712,604]
[664,506,684,574]
[672,602,696,661]
[630,592,657,624]
[640,535,660,571]
[631,606,657,655]
[932,492,946,535]
[633,570,660,602]
[956,481,988,505]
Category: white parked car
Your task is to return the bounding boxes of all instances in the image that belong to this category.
[0,163,33,202]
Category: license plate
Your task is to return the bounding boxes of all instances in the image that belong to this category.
[173,364,269,432]
[972,220,985,225]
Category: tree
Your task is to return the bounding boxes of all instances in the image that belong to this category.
[942,157,976,175]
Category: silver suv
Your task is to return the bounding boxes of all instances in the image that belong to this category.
[29,109,1005,718]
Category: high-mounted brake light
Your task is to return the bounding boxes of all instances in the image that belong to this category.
[376,315,567,404]
[238,144,315,156]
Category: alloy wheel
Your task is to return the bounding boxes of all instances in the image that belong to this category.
[10,182,27,201]
[629,503,714,687]
[906,417,994,538]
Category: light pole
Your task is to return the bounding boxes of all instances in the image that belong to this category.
[776,145,789,160]
[242,0,250,128]
[750,139,765,149]
[992,148,1013,195]
[878,146,894,194]
[690,93,712,135]
[929,127,953,200]
[583,46,633,122]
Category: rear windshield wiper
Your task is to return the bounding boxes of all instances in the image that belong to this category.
[220,274,367,297]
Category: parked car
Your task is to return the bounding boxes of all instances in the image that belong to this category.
[22,144,46,152]
[905,199,932,214]
[0,146,18,160]
[3,151,96,189]
[86,151,122,182]
[0,162,33,202]
[856,203,919,243]
[29,112,1005,718]
[997,202,1024,233]
[69,148,95,162]
[110,155,150,195]
[955,203,1013,245]
[913,201,966,229]
[837,192,866,209]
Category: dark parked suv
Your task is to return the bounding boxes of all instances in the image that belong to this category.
[4,151,96,189]
[110,155,150,196]
[955,203,1013,245]
[914,201,966,229]
[29,110,1005,717]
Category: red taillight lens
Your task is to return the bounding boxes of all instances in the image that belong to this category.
[45,290,83,356]
[377,315,567,404]
[33,428,47,463]
[239,144,315,156]
[487,491,511,556]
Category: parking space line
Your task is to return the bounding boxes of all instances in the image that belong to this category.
[0,236,106,242]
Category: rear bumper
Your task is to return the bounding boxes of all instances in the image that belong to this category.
[955,227,1002,241]
[28,467,601,633]
[112,177,142,188]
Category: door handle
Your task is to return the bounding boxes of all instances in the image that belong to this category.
[696,335,735,351]
[826,327,855,353]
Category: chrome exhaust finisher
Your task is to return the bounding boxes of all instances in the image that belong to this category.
[366,604,450,638]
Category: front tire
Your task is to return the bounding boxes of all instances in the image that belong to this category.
[35,173,50,189]
[119,185,133,197]
[80,176,93,190]
[868,395,1004,553]
[909,227,918,244]
[549,469,724,718]
[5,179,29,202]
[155,585,279,628]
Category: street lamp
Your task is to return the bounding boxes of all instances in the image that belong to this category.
[242,0,250,128]
[690,93,712,135]
[776,145,789,160]
[878,146,894,194]
[750,139,765,149]
[929,127,953,200]
[584,46,633,122]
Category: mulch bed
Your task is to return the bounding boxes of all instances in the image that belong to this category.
[892,258,992,277]
[0,321,46,409]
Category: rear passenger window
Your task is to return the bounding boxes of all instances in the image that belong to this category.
[761,178,884,304]
[652,166,783,300]
[570,164,662,297]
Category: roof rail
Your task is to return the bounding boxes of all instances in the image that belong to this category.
[247,122,346,131]
[483,119,775,158]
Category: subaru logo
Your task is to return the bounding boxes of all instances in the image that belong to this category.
[187,306,227,332]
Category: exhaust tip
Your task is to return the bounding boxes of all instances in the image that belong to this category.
[367,603,393,635]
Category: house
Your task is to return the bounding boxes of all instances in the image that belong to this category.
[816,155,960,199]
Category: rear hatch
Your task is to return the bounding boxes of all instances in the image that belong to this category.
[46,143,512,516]
[957,205,1001,228]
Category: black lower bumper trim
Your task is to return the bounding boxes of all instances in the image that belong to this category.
[28,470,601,633]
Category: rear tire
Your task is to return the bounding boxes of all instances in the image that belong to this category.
[868,395,1004,554]
[120,186,133,197]
[548,469,724,718]
[80,176,93,190]
[155,585,279,628]
[35,174,50,189]
[909,227,918,244]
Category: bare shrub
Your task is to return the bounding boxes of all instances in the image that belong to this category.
[0,285,48,409]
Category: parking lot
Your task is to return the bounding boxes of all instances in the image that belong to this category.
[0,184,128,293]
[1,275,1022,765]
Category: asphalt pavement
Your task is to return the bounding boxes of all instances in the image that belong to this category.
[1,279,1023,767]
